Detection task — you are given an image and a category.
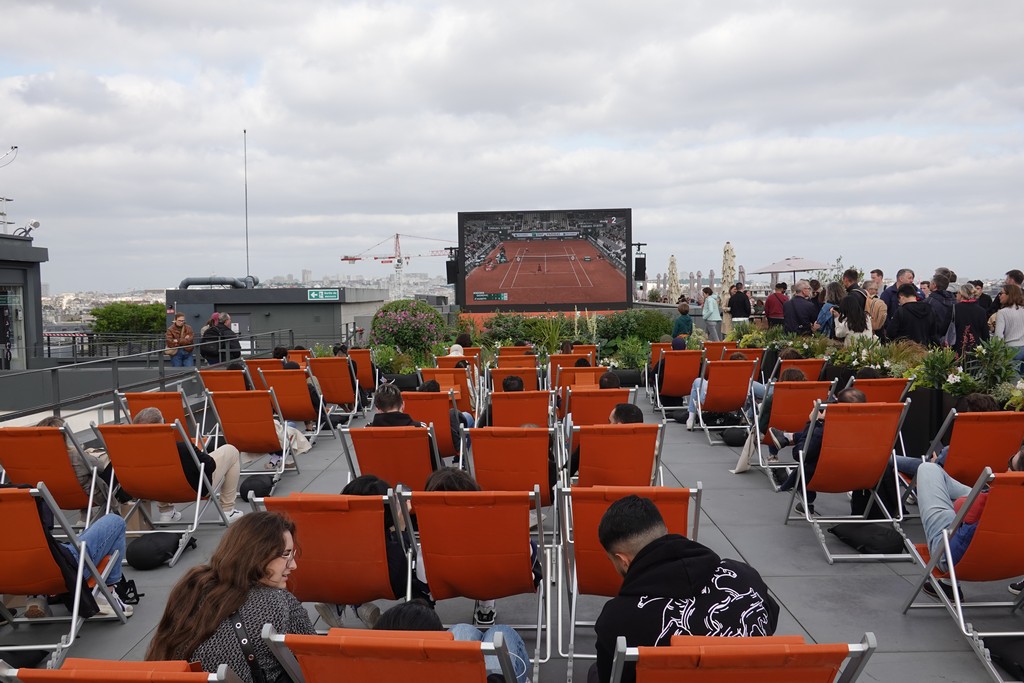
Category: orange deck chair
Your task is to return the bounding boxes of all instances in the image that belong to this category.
[702,340,738,361]
[497,345,535,356]
[0,485,128,669]
[286,349,310,369]
[397,488,546,677]
[348,348,378,395]
[342,425,441,491]
[546,353,591,390]
[558,485,701,672]
[846,376,913,455]
[117,389,201,446]
[644,342,673,403]
[307,356,362,424]
[572,343,598,358]
[245,358,285,389]
[902,468,1024,680]
[610,632,877,683]
[652,350,703,418]
[262,626,519,683]
[488,389,553,428]
[264,492,411,612]
[752,380,836,484]
[207,389,292,480]
[400,390,461,459]
[498,353,540,369]
[783,401,910,564]
[575,423,665,487]
[420,366,474,416]
[923,410,1024,487]
[693,359,758,445]
[765,356,827,382]
[465,427,555,509]
[0,425,103,527]
[1,660,244,682]
[563,387,634,456]
[95,421,229,565]
[259,368,334,443]
[488,366,542,393]
[436,351,481,381]
[553,366,608,419]
[198,368,251,436]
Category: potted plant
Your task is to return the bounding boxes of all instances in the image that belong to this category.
[608,336,647,387]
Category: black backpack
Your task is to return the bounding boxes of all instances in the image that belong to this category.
[239,474,275,502]
[126,533,197,570]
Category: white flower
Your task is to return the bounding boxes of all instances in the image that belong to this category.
[860,350,868,359]
[1017,380,1024,390]
[977,346,987,356]
[946,372,961,384]
[883,360,892,369]
[802,343,809,349]
[852,359,859,366]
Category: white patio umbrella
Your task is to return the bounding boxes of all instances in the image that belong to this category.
[750,256,830,283]
[720,242,736,310]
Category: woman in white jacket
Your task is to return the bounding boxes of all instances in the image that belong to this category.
[833,295,873,346]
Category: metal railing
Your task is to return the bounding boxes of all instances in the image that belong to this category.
[0,329,297,426]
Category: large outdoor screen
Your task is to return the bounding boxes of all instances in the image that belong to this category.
[457,209,632,312]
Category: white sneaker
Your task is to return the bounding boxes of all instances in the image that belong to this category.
[224,508,245,524]
[159,509,182,523]
[686,412,695,431]
[94,589,133,618]
[24,596,51,619]
[355,602,381,629]
[315,602,345,628]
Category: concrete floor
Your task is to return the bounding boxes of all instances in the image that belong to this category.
[4,396,1020,682]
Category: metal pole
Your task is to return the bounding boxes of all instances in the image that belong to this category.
[111,359,121,424]
[244,129,250,278]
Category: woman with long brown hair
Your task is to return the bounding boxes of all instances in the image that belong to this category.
[146,512,314,682]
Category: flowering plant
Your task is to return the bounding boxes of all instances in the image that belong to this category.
[941,366,982,396]
[370,299,449,354]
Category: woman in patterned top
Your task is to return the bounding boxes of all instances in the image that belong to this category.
[146,512,314,682]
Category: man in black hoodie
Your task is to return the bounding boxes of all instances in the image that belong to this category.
[369,383,424,427]
[590,496,779,683]
[887,283,938,346]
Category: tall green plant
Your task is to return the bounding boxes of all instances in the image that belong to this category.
[966,338,1018,391]
[614,336,648,370]
[529,314,567,355]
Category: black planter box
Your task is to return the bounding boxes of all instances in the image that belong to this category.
[901,387,944,456]
[822,364,856,388]
[382,373,420,391]
[610,368,643,388]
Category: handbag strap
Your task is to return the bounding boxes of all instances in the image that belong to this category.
[229,610,268,683]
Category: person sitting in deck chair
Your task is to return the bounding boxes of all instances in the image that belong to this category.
[915,442,1024,602]
[894,392,999,478]
[590,495,779,683]
[684,351,749,431]
[369,382,425,428]
[418,379,474,450]
[132,407,245,525]
[568,403,643,479]
[477,374,523,428]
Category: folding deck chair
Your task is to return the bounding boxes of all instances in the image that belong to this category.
[702,340,737,361]
[609,632,877,683]
[488,366,542,393]
[0,425,103,528]
[207,389,292,481]
[465,427,555,509]
[259,368,335,444]
[553,366,608,419]
[95,421,230,566]
[488,390,553,428]
[751,380,836,487]
[652,350,702,419]
[558,485,702,680]
[783,401,911,564]
[264,492,411,615]
[307,356,362,424]
[400,390,461,461]
[197,369,251,437]
[342,425,441,491]
[286,349,310,369]
[643,342,672,403]
[498,354,540,369]
[902,468,1024,683]
[437,351,481,379]
[764,356,827,382]
[420,366,475,416]
[348,348,378,396]
[262,625,520,683]
[245,358,285,389]
[497,345,535,356]
[546,353,592,390]
[0,660,245,682]
[563,387,634,457]
[574,423,665,487]
[116,389,201,446]
[923,410,1024,487]
[693,359,758,445]
[0,484,127,669]
[397,488,547,682]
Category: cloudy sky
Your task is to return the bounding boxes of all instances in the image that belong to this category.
[1,1,1021,293]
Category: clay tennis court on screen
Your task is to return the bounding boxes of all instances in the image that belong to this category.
[464,239,627,306]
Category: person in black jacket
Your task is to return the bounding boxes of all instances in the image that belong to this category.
[783,280,818,335]
[591,496,779,683]
[369,383,424,427]
[925,273,956,342]
[954,283,989,356]
[213,314,242,362]
[887,283,938,346]
[727,282,752,323]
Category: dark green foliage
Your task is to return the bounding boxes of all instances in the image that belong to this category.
[90,302,166,334]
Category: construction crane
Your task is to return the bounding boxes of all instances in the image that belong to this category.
[341,233,455,299]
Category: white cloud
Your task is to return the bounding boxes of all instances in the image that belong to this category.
[0,0,1021,292]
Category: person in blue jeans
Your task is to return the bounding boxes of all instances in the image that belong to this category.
[26,512,132,619]
[166,313,195,367]
[893,393,1000,479]
[375,600,531,683]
